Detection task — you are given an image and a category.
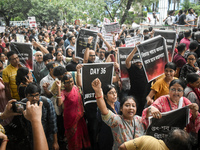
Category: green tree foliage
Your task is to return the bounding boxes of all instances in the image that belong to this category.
[28,0,60,25]
[0,0,32,26]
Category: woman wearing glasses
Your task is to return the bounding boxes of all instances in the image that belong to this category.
[180,52,199,81]
[142,79,200,134]
[56,74,91,150]
[96,84,120,150]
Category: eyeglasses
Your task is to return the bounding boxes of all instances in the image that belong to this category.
[36,55,42,57]
[187,58,196,61]
[99,51,105,53]
[89,55,96,57]
[108,91,117,95]
[28,94,40,99]
[170,88,183,93]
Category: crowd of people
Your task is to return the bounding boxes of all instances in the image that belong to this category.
[0,14,200,150]
[148,8,199,26]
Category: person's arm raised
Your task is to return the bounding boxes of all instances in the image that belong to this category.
[91,78,108,115]
[83,36,93,63]
[125,42,140,69]
[76,64,83,87]
[97,33,112,51]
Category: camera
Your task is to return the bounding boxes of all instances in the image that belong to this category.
[12,102,26,113]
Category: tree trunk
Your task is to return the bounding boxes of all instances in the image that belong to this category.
[153,3,155,11]
[4,17,11,26]
[120,0,134,24]
[105,6,114,22]
[173,0,176,11]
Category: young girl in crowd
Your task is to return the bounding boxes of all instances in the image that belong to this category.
[146,62,177,105]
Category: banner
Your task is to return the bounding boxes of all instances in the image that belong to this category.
[16,34,24,43]
[28,16,37,28]
[104,22,121,33]
[118,47,135,90]
[125,37,142,47]
[75,28,98,59]
[154,30,177,62]
[81,63,114,104]
[137,35,168,82]
[10,42,33,70]
[146,106,190,140]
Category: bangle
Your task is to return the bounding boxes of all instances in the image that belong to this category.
[2,139,9,142]
[57,96,61,99]
[95,95,103,99]
[77,74,81,76]
[86,43,91,48]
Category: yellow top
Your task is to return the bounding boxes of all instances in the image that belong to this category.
[151,77,177,100]
[125,135,169,150]
[2,64,20,100]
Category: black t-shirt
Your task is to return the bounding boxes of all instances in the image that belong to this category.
[127,64,150,98]
[178,14,186,25]
[66,60,79,71]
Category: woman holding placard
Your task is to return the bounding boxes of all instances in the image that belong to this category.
[142,79,200,134]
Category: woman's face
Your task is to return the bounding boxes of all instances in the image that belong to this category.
[187,55,196,66]
[164,67,176,80]
[169,83,184,103]
[64,78,74,92]
[0,53,6,61]
[56,52,63,61]
[190,78,200,88]
[105,88,117,104]
[121,99,137,120]
[67,49,73,57]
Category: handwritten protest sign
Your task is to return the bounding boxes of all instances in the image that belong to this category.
[10,42,33,70]
[154,30,177,62]
[81,63,113,104]
[28,16,37,28]
[75,28,98,59]
[147,106,189,140]
[125,37,142,47]
[104,22,121,33]
[137,35,168,82]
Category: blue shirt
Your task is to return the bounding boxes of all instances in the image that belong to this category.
[64,39,70,49]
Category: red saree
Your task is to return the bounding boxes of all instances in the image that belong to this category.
[61,86,91,150]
